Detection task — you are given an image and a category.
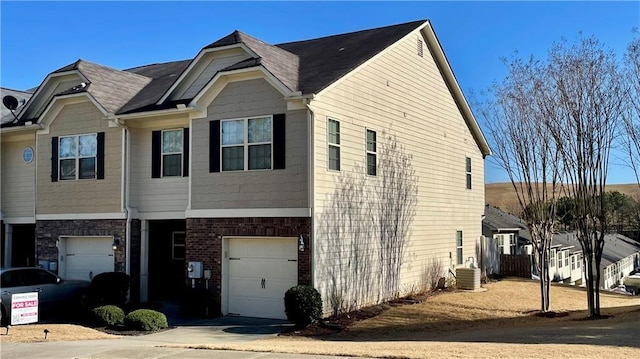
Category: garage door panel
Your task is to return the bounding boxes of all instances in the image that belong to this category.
[65,237,113,281]
[227,237,298,320]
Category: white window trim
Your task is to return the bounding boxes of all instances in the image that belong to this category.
[366,128,377,176]
[220,115,273,172]
[161,129,183,177]
[327,117,340,171]
[59,133,97,181]
[465,156,472,190]
[456,230,463,265]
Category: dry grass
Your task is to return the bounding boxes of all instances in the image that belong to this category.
[485,182,640,213]
[201,279,640,358]
[0,323,117,343]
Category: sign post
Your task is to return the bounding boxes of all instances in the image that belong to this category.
[11,292,39,325]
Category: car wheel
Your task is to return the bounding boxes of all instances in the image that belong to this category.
[0,303,7,327]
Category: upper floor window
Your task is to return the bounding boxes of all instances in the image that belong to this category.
[59,134,97,180]
[152,128,189,178]
[366,129,377,176]
[456,231,463,265]
[465,157,472,189]
[162,130,183,177]
[221,116,272,171]
[328,118,340,171]
[209,114,285,173]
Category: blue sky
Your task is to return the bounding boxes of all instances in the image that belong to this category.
[1,1,638,183]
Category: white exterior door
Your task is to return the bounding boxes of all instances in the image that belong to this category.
[64,237,114,281]
[227,237,298,319]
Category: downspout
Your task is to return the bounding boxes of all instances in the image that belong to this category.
[305,97,316,287]
[114,117,132,275]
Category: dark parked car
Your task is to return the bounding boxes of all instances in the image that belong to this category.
[0,267,90,326]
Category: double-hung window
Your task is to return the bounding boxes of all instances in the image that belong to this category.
[162,129,183,177]
[221,116,272,171]
[366,129,377,176]
[456,231,463,265]
[465,157,472,189]
[327,118,340,171]
[59,134,97,180]
[550,249,555,267]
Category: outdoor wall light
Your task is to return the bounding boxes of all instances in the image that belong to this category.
[112,237,120,251]
[298,235,305,252]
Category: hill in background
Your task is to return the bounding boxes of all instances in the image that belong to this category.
[485,183,640,215]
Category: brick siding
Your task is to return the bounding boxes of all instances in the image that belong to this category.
[185,217,311,317]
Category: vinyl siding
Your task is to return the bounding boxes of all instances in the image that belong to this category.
[36,101,122,214]
[311,31,485,311]
[1,138,36,218]
[129,125,189,214]
[190,78,308,210]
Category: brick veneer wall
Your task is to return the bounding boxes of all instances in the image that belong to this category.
[35,219,127,275]
[186,217,312,317]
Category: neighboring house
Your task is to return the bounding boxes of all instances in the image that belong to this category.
[482,207,640,290]
[0,20,491,319]
[1,87,35,268]
[481,205,530,275]
[599,233,640,289]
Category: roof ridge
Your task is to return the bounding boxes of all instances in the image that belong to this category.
[276,19,427,46]
[0,87,34,94]
[123,59,191,72]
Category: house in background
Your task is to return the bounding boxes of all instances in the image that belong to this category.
[481,205,530,275]
[1,20,491,319]
[482,206,640,292]
[1,87,35,268]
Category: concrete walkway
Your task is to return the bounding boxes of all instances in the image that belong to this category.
[0,316,366,359]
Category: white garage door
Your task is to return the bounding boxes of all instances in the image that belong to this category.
[228,237,298,319]
[65,237,114,281]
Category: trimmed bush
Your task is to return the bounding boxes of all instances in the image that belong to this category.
[91,305,125,327]
[124,309,168,331]
[90,272,130,307]
[284,285,322,327]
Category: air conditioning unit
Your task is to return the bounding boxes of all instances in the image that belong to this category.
[456,267,480,290]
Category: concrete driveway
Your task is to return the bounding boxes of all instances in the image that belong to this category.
[0,316,365,359]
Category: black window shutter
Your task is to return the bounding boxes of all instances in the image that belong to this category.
[51,137,59,182]
[183,128,189,177]
[151,130,161,178]
[96,132,105,179]
[210,120,220,173]
[273,113,286,169]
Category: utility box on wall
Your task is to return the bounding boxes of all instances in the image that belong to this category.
[187,261,203,279]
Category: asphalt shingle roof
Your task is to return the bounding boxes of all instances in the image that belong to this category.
[118,60,191,114]
[1,87,33,126]
[277,20,425,94]
[6,20,427,119]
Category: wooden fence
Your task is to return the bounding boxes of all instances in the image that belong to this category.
[500,254,532,278]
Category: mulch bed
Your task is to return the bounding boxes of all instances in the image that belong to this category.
[282,289,445,337]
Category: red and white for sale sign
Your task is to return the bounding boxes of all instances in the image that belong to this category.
[11,292,39,325]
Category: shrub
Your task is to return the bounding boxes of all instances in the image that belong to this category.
[90,272,130,307]
[124,309,168,331]
[284,285,322,327]
[91,305,125,327]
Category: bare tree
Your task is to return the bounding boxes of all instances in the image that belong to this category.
[547,36,625,317]
[479,55,563,312]
[623,36,640,188]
